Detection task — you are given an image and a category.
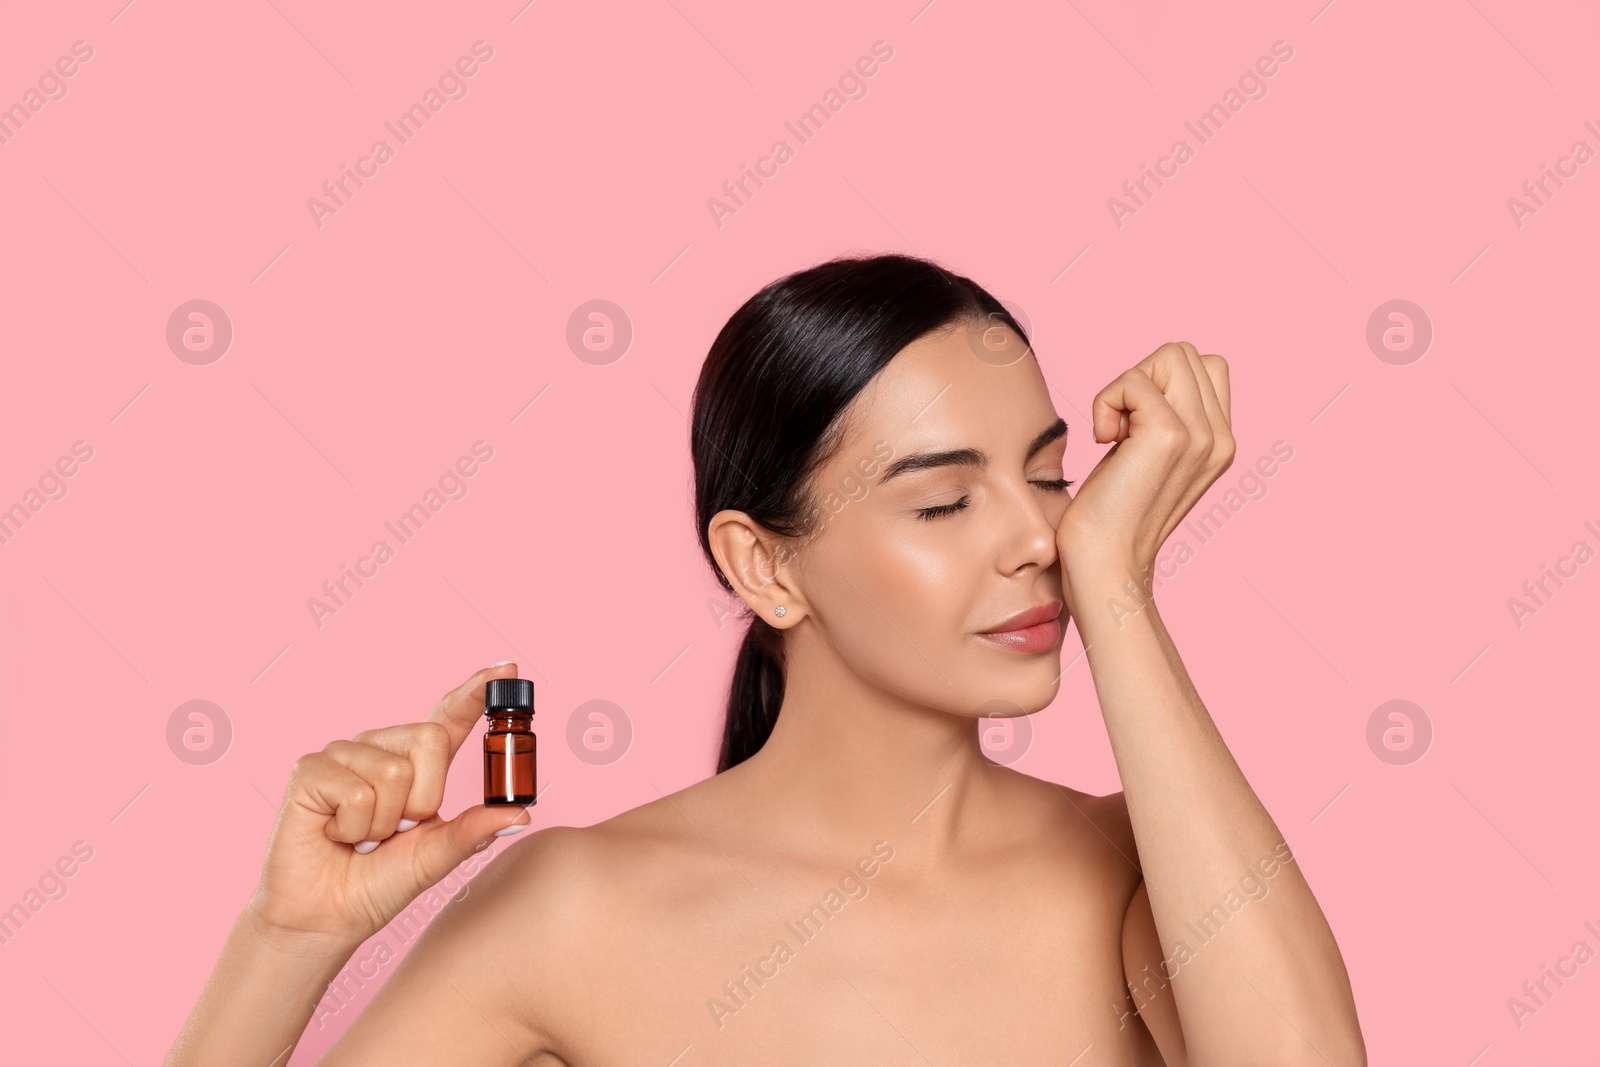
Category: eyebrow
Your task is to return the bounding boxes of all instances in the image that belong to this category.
[877,416,1068,484]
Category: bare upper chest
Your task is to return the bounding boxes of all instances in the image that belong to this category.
[533,840,1164,1066]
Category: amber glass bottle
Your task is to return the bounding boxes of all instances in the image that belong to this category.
[484,677,536,806]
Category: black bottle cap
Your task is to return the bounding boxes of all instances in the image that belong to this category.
[485,677,534,713]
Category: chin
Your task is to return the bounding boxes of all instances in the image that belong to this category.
[967,674,1060,719]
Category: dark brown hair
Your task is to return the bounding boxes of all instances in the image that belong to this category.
[689,252,1027,772]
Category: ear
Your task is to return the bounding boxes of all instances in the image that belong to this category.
[707,509,809,628]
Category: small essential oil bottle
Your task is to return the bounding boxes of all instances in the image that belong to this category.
[484,678,536,806]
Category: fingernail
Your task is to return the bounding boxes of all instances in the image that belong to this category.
[353,840,380,854]
[489,660,514,667]
[396,818,419,831]
[494,821,529,837]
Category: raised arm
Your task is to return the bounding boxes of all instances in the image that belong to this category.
[1061,343,1364,1066]
[165,664,534,1066]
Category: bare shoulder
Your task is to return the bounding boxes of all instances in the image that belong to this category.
[487,789,712,913]
[500,778,747,918]
[1005,771,1143,896]
[314,815,672,1064]
[1073,786,1138,861]
[389,788,718,1052]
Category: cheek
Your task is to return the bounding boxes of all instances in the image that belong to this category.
[811,512,973,646]
[885,530,970,591]
[865,508,973,590]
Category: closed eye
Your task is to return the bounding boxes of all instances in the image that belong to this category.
[915,479,1074,521]
[916,497,970,521]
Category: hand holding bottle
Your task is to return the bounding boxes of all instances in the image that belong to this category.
[245,663,533,949]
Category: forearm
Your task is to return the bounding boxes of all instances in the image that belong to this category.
[1067,563,1363,1066]
[165,905,358,1067]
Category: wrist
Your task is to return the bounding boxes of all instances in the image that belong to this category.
[1061,552,1145,595]
[239,900,363,961]
[1062,556,1158,630]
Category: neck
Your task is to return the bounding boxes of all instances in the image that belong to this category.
[729,631,1006,866]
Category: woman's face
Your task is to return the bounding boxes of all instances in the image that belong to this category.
[784,318,1072,719]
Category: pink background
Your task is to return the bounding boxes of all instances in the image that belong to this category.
[1,0,1596,1062]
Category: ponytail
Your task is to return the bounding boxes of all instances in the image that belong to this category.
[716,615,786,772]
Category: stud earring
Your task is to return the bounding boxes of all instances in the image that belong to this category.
[774,605,787,618]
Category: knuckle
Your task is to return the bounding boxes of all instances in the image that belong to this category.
[289,752,325,784]
[413,721,452,751]
[439,674,474,709]
[1154,421,1189,451]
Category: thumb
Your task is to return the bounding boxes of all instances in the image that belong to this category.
[411,804,533,885]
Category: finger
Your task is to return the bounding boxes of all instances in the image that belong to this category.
[1091,364,1180,446]
[1200,353,1231,427]
[1182,348,1236,478]
[289,752,391,847]
[1135,342,1209,443]
[350,721,453,826]
[1172,342,1227,442]
[411,803,534,888]
[424,662,519,761]
[321,740,414,847]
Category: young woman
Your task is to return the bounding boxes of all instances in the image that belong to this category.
[168,254,1364,1065]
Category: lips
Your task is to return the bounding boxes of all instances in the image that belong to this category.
[979,599,1063,634]
[976,599,1064,655]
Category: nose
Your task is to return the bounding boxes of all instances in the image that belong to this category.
[994,478,1060,575]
